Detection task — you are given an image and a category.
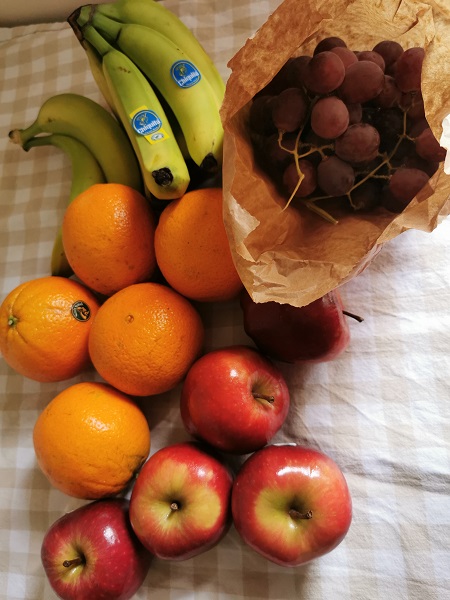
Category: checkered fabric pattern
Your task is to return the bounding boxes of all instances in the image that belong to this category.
[1,2,449,599]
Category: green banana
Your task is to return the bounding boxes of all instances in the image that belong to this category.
[81,38,118,117]
[87,11,223,173]
[23,134,106,277]
[95,0,226,105]
[9,92,143,193]
[81,23,190,200]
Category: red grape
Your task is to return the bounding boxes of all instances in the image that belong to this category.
[358,50,386,72]
[317,155,355,196]
[285,55,311,88]
[389,137,416,167]
[369,107,404,152]
[313,37,347,55]
[264,133,297,167]
[394,47,424,92]
[300,130,331,164]
[338,60,385,103]
[350,180,382,211]
[248,95,277,135]
[383,166,430,211]
[310,96,349,139]
[404,153,439,177]
[271,87,308,132]
[374,75,402,109]
[372,40,404,69]
[408,118,428,138]
[256,59,296,97]
[380,187,403,213]
[335,123,380,164]
[283,159,317,197]
[415,127,447,162]
[401,91,425,121]
[347,103,363,124]
[304,51,346,95]
[331,46,358,68]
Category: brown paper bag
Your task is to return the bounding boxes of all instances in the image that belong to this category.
[220,0,450,307]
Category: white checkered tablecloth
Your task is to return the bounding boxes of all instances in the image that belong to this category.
[1,2,449,599]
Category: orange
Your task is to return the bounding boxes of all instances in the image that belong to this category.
[62,183,157,296]
[0,276,100,382]
[33,381,150,499]
[154,187,243,302]
[88,282,204,397]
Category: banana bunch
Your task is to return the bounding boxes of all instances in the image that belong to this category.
[68,0,225,200]
[9,93,143,276]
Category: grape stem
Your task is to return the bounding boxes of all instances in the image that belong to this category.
[303,200,338,224]
[279,128,305,209]
[278,94,337,221]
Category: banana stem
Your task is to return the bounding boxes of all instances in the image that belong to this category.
[9,122,42,147]
[76,5,95,29]
[90,11,123,43]
[82,25,114,57]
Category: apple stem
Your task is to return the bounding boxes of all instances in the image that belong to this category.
[62,557,84,568]
[289,508,313,520]
[342,310,364,323]
[252,393,275,404]
[170,502,180,511]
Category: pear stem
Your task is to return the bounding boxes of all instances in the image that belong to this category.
[289,508,313,520]
[252,393,275,404]
[342,310,364,323]
[63,557,84,568]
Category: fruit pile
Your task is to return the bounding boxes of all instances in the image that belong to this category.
[1,2,405,598]
[0,182,355,598]
[248,36,446,222]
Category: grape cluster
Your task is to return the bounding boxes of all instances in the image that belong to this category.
[248,37,446,221]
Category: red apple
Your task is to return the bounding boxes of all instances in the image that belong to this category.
[240,288,360,363]
[41,498,151,600]
[129,441,233,560]
[231,444,352,567]
[180,345,290,454]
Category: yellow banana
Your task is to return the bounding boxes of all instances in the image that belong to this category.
[23,134,106,277]
[9,92,142,192]
[73,7,190,162]
[94,0,226,105]
[81,23,190,200]
[87,11,223,173]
